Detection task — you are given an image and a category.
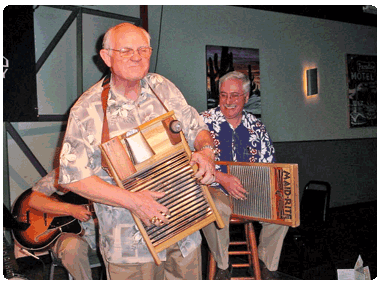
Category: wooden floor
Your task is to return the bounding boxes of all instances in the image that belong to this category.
[10,201,376,280]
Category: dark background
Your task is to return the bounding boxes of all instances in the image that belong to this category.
[4,6,38,122]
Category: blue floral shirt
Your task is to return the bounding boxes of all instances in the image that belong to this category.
[201,107,276,194]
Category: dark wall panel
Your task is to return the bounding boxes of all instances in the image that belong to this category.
[274,138,376,208]
[4,5,37,122]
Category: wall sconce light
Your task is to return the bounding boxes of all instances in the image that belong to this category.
[307,68,318,95]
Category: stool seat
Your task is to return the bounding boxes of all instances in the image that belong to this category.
[208,216,261,280]
[230,214,252,224]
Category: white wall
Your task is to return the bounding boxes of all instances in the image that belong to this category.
[147,5,376,142]
[33,5,377,142]
[6,122,65,204]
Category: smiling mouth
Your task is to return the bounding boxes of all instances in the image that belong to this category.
[223,104,237,109]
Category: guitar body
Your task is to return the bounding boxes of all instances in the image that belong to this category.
[11,189,83,251]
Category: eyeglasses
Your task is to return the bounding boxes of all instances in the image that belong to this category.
[219,92,247,100]
[107,46,152,58]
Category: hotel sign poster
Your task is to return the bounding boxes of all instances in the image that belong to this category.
[346,54,376,128]
[206,45,261,118]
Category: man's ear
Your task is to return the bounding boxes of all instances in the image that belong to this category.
[244,94,249,104]
[100,49,111,68]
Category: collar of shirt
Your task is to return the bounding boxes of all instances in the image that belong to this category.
[107,78,155,113]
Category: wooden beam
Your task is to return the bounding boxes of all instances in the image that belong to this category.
[140,5,148,32]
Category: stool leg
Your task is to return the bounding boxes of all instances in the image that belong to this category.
[208,251,217,280]
[247,223,261,280]
[244,224,252,268]
[49,264,55,280]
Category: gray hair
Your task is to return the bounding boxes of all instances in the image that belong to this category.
[102,22,151,49]
[219,71,250,94]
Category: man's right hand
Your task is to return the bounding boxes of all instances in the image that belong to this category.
[216,171,248,200]
[69,204,92,222]
[62,176,170,227]
[127,191,170,227]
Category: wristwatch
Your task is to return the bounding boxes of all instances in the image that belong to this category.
[200,145,216,155]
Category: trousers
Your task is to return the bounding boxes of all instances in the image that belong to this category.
[51,233,92,280]
[202,187,289,271]
[100,243,202,280]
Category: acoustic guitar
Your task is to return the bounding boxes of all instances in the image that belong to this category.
[11,189,87,251]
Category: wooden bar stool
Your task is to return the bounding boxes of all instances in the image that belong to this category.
[208,215,261,280]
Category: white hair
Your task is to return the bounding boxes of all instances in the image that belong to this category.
[102,22,151,49]
[219,71,250,94]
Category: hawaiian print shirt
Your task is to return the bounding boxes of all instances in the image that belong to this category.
[32,169,97,250]
[201,106,276,194]
[58,73,207,264]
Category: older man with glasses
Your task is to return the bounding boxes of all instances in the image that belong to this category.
[201,71,289,280]
[58,22,216,280]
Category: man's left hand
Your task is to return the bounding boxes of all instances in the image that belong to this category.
[190,149,216,185]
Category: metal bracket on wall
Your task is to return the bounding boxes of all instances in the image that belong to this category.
[5,122,48,178]
[35,5,142,120]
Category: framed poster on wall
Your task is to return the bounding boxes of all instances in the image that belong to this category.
[206,45,261,118]
[346,54,376,128]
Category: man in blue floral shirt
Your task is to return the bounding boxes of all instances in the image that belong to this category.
[201,71,288,279]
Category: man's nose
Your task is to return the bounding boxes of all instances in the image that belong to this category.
[130,51,142,61]
[226,95,233,104]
